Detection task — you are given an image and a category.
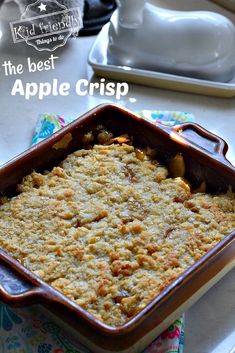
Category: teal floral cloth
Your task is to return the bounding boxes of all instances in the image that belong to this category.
[32,111,194,144]
[1,109,194,353]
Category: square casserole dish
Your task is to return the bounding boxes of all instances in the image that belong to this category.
[0,104,234,353]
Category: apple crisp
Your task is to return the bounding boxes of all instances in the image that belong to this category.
[0,137,234,326]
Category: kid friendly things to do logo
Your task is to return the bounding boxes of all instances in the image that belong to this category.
[5,0,130,100]
[10,0,83,51]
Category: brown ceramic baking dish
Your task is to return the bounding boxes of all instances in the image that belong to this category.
[0,104,234,353]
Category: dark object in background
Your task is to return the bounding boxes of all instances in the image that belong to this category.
[80,0,116,35]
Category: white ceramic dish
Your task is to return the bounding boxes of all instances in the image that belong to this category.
[88,19,235,97]
[108,1,235,83]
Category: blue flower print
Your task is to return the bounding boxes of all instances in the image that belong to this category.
[0,303,22,331]
[6,335,21,351]
[39,119,55,139]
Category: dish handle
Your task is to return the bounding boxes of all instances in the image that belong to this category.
[0,250,48,305]
[156,122,233,167]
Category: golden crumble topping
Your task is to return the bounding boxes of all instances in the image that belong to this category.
[0,139,234,326]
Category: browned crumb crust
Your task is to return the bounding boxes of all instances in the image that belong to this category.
[0,141,234,326]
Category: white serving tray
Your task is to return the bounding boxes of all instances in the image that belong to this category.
[88,1,235,98]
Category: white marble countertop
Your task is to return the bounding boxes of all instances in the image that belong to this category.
[0,2,234,353]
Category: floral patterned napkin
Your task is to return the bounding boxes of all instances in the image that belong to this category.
[0,109,194,353]
[32,111,194,144]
